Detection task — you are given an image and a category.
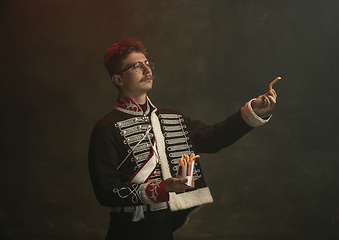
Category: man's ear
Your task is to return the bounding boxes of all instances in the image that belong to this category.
[112,74,123,87]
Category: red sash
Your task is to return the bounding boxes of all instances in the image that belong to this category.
[128,140,159,184]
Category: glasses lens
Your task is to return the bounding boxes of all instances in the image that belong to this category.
[134,60,154,73]
[147,60,154,70]
[134,64,143,73]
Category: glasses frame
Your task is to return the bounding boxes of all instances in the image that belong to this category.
[116,59,154,75]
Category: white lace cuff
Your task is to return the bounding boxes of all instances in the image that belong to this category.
[241,99,271,127]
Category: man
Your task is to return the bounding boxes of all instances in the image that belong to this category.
[88,37,277,240]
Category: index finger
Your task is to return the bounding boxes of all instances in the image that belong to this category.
[266,89,277,98]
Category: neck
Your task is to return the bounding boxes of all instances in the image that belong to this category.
[134,95,147,105]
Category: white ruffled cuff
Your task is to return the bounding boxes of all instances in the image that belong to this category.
[241,99,271,127]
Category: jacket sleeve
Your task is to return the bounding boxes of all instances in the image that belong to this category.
[186,99,272,153]
[186,110,254,153]
[88,118,168,207]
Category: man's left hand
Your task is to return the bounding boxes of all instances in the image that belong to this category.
[251,89,277,116]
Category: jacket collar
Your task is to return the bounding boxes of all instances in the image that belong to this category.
[115,92,155,116]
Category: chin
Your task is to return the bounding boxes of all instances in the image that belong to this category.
[144,81,153,88]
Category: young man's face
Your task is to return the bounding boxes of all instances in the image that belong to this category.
[113,52,153,98]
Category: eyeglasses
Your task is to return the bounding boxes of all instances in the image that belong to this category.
[117,59,154,75]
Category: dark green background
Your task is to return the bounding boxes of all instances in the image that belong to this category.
[1,0,338,239]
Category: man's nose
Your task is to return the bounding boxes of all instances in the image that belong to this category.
[142,64,152,74]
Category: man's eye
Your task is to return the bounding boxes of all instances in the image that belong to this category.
[134,62,142,68]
